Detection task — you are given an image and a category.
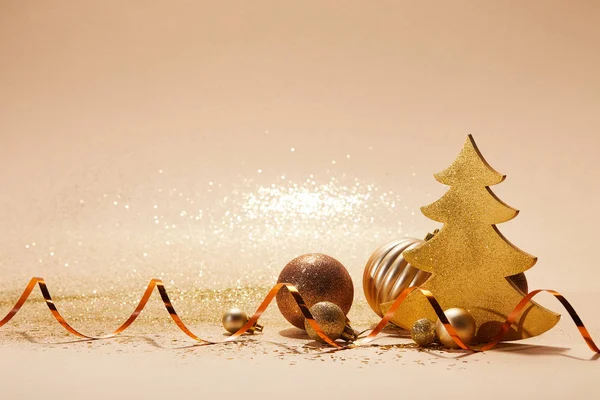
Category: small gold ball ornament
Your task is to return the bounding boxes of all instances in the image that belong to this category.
[304,301,358,343]
[435,307,476,349]
[411,318,436,347]
[222,308,263,334]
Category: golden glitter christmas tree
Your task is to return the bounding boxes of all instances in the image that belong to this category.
[381,135,560,341]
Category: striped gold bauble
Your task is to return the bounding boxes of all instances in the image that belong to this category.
[363,237,431,317]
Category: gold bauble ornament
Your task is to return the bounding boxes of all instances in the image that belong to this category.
[411,318,436,347]
[276,253,354,329]
[221,308,263,334]
[435,307,476,348]
[304,301,358,343]
[380,135,559,341]
[363,237,431,317]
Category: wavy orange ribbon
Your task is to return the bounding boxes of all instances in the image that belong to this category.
[0,278,339,347]
[1,277,598,352]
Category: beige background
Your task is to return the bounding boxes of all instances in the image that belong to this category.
[1,1,600,398]
[1,0,599,291]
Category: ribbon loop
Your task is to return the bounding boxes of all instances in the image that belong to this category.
[1,277,598,353]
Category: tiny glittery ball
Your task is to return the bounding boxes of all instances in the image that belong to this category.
[304,301,347,343]
[276,253,354,329]
[411,318,436,347]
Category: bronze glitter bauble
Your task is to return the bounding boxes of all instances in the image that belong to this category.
[411,318,436,347]
[276,253,354,329]
[435,307,476,349]
[304,301,357,343]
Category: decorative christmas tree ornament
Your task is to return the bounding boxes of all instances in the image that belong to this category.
[435,308,476,348]
[304,301,358,343]
[222,308,263,334]
[363,237,431,317]
[380,135,560,341]
[411,318,436,347]
[276,253,354,329]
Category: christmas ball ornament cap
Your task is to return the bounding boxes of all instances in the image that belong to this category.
[277,253,354,329]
